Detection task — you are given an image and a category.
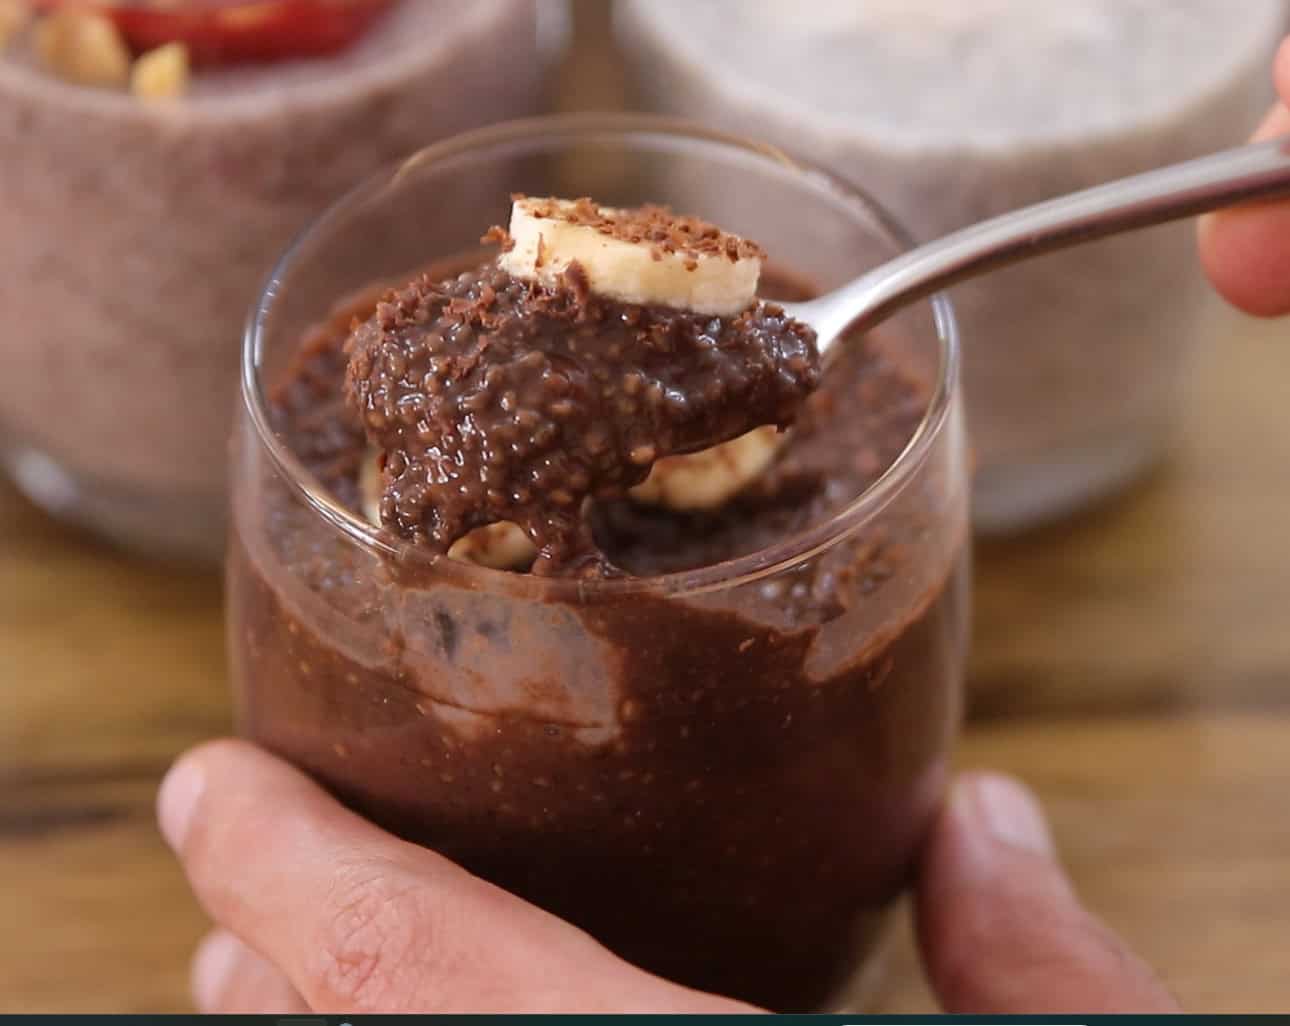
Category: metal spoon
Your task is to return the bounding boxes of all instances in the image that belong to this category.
[782,134,1290,355]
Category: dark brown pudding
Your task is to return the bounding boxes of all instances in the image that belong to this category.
[230,229,968,1010]
[345,261,818,573]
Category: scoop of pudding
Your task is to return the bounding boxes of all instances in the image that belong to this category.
[343,197,820,575]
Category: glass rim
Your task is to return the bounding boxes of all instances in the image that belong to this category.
[240,111,961,599]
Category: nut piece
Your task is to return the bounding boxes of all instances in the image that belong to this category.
[0,1,31,51]
[131,42,190,100]
[35,9,131,89]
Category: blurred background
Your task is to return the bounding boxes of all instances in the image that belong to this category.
[3,0,1290,1012]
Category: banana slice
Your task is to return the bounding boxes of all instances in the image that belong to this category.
[498,196,763,316]
[629,425,782,512]
[447,521,539,571]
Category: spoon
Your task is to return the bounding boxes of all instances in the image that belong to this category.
[380,137,1290,563]
[782,134,1290,355]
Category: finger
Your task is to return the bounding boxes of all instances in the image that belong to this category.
[159,739,754,1014]
[916,772,1180,1014]
[1197,38,1290,317]
[1279,35,1290,107]
[191,929,309,1014]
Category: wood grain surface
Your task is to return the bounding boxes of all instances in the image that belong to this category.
[5,4,1290,1009]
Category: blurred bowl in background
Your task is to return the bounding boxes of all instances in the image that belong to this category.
[0,0,563,562]
[616,0,1286,533]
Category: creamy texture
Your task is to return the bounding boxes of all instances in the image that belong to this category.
[344,262,818,575]
[625,0,1283,146]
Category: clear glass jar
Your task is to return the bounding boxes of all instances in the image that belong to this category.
[0,0,559,562]
[228,114,970,1012]
[616,0,1285,532]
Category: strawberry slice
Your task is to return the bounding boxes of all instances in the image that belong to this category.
[31,1,395,65]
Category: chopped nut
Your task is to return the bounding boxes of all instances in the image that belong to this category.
[35,9,130,89]
[131,42,190,100]
[0,1,30,51]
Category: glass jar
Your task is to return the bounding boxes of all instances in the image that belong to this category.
[228,114,970,1011]
[0,0,561,561]
[616,0,1286,532]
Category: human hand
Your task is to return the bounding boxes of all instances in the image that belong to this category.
[156,739,753,1014]
[158,740,1179,1013]
[1199,36,1290,316]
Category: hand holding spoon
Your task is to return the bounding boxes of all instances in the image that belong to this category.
[785,134,1290,355]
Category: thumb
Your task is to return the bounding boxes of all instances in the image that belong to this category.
[916,772,1180,1014]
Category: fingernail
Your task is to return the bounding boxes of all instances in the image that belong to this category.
[191,930,240,1012]
[955,773,1056,857]
[1196,211,1215,242]
[158,755,205,852]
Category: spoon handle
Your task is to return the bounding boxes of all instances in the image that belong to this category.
[804,133,1290,347]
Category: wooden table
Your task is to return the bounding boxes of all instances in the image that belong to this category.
[3,305,1288,1012]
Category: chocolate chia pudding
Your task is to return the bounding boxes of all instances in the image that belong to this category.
[344,225,819,571]
[227,126,970,1011]
[0,0,558,559]
[617,0,1285,531]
